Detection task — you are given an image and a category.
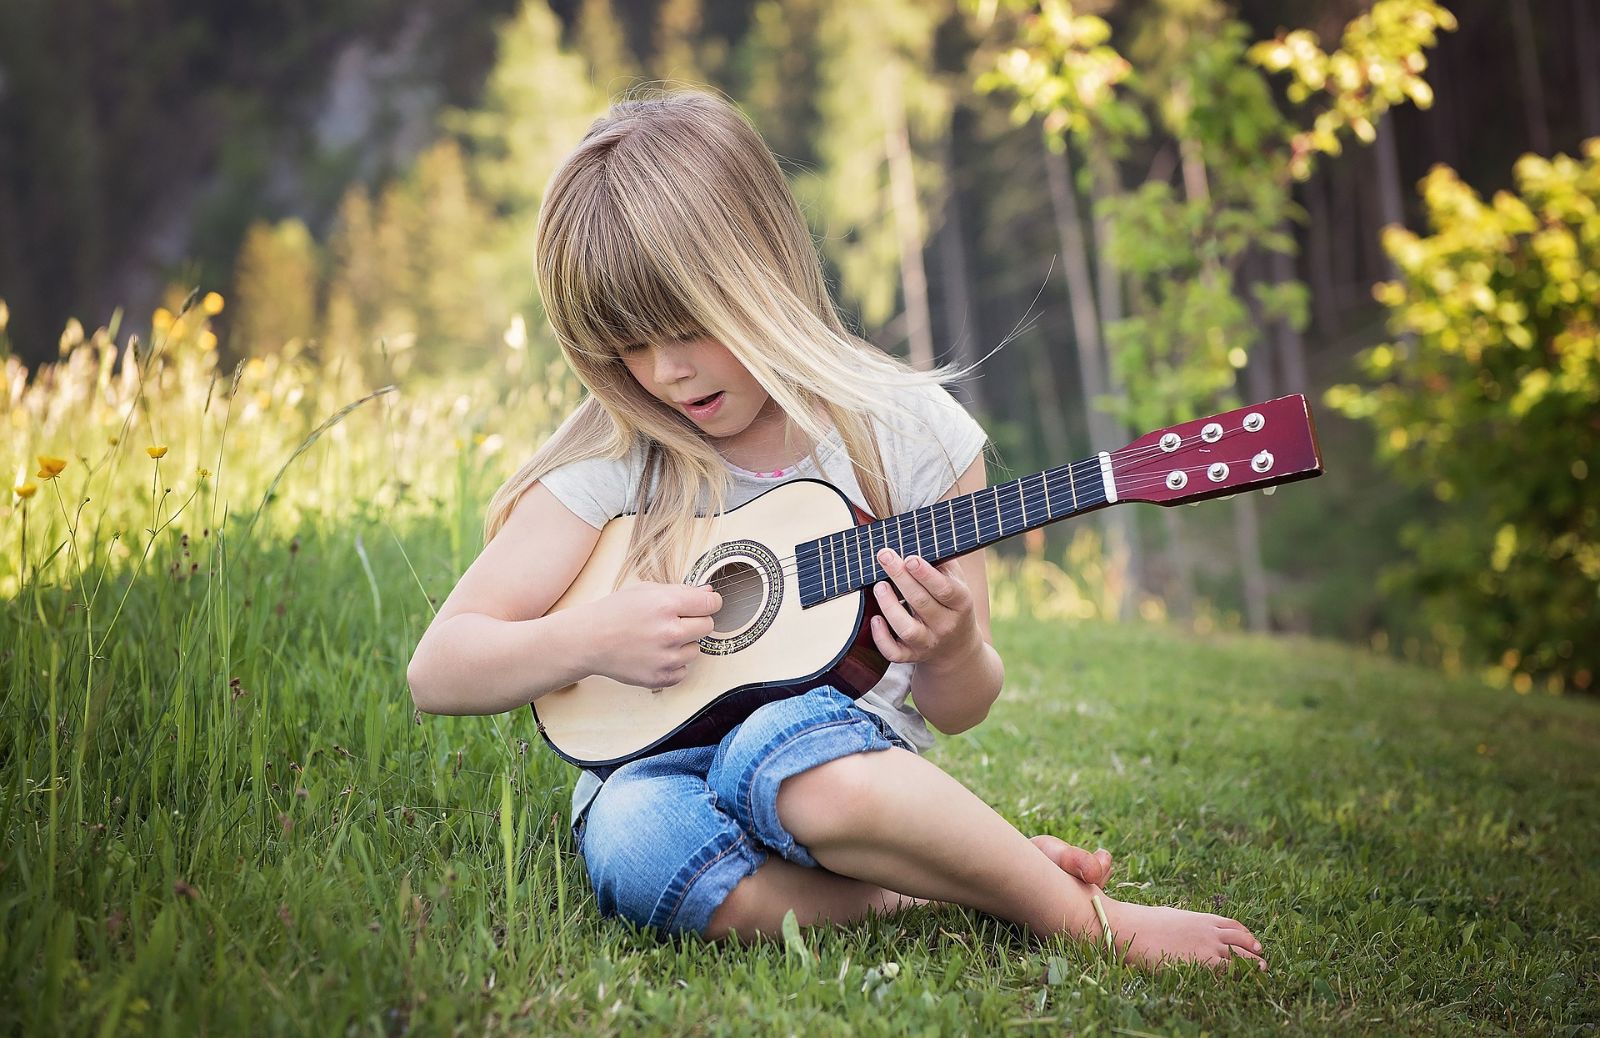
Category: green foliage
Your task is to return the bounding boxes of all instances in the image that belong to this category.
[1249,0,1455,179]
[798,0,952,335]
[1328,140,1600,693]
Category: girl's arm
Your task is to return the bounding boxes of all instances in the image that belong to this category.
[407,483,723,716]
[406,483,606,715]
[874,455,1005,735]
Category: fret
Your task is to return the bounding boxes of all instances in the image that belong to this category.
[823,535,834,600]
[979,487,1000,542]
[969,494,979,550]
[1041,469,1053,518]
[847,527,861,590]
[899,512,912,559]
[1065,462,1079,511]
[914,506,926,558]
[1020,476,1030,527]
[1008,481,1026,535]
[942,500,960,556]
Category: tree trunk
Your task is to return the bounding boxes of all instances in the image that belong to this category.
[1331,156,1360,304]
[1085,140,1142,619]
[882,74,935,371]
[1576,0,1600,138]
[1232,494,1271,633]
[1027,341,1074,465]
[1373,114,1406,272]
[1041,137,1111,448]
[1235,250,1275,634]
[937,118,983,414]
[1303,173,1339,339]
[1270,246,1310,392]
[1509,0,1551,156]
[1160,508,1196,622]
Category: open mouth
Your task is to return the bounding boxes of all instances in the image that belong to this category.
[685,392,723,408]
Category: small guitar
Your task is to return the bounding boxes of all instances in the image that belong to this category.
[533,393,1323,767]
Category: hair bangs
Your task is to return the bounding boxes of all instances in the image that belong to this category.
[551,176,708,362]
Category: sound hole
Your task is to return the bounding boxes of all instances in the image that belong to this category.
[709,560,762,634]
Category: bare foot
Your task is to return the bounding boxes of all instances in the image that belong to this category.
[1030,834,1113,887]
[1097,896,1268,971]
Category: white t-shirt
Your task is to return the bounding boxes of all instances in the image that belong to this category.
[537,378,989,822]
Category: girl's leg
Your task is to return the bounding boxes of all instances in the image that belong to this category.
[706,835,1111,940]
[774,747,1266,969]
[706,857,916,939]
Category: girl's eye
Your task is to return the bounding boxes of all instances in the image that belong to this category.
[618,342,646,355]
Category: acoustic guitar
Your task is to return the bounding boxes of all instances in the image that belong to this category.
[533,393,1323,767]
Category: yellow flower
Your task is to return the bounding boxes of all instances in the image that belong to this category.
[13,482,35,500]
[199,330,218,351]
[197,467,211,478]
[36,455,67,480]
[201,291,225,316]
[146,445,168,459]
[153,308,174,332]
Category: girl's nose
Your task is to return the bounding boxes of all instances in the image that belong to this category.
[652,343,695,383]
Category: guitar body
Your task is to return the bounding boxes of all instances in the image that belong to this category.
[532,479,890,768]
[531,393,1325,769]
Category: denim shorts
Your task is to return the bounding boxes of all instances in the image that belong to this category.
[572,685,909,938]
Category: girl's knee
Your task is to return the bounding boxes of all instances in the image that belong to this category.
[774,749,891,844]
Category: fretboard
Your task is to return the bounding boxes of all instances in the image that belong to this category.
[795,453,1115,608]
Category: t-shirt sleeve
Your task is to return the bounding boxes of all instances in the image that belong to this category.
[536,453,637,530]
[883,381,990,511]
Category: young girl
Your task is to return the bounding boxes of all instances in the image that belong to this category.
[407,90,1266,969]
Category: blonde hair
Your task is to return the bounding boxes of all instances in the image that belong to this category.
[485,88,974,584]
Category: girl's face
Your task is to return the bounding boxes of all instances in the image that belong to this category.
[619,333,779,443]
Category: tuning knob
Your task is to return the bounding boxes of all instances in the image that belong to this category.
[1201,422,1223,443]
[1166,470,1188,490]
[1243,412,1265,432]
[1252,450,1274,473]
[1160,432,1181,452]
[1207,462,1230,482]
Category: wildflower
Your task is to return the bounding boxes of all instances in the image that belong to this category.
[152,308,174,332]
[201,291,225,316]
[146,445,168,459]
[199,330,218,351]
[13,481,35,500]
[36,455,67,480]
[197,467,211,478]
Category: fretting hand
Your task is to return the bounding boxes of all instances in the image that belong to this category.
[869,547,982,667]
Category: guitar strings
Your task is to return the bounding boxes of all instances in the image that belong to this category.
[700,426,1278,605]
[692,424,1287,611]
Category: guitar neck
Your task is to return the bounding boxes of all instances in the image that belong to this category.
[795,454,1114,608]
[794,394,1324,609]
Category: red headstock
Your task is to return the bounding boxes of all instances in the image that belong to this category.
[1108,394,1323,505]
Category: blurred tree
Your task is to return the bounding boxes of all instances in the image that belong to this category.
[230,219,319,360]
[801,0,953,370]
[574,0,644,92]
[444,0,607,324]
[1329,141,1600,693]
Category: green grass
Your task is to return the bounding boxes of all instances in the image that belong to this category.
[3,511,1598,1036]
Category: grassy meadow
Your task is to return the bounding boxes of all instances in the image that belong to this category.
[3,307,1597,1036]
